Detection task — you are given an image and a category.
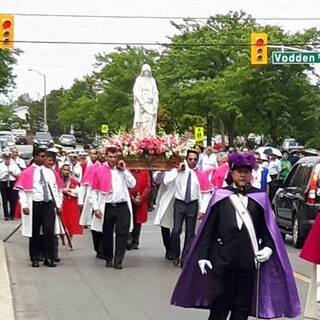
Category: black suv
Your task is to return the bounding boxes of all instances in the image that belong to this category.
[273,156,320,248]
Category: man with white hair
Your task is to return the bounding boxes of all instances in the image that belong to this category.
[11,147,26,170]
[211,152,229,189]
[202,147,218,171]
[68,152,83,182]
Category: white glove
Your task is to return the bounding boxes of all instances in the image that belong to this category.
[198,259,213,275]
[256,247,273,263]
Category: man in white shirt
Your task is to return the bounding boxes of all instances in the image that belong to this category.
[268,153,281,180]
[78,149,104,259]
[0,150,21,220]
[202,147,218,171]
[10,147,27,170]
[164,150,211,267]
[69,153,83,182]
[153,171,176,260]
[251,152,271,193]
[91,147,136,270]
[268,153,281,201]
[18,148,62,268]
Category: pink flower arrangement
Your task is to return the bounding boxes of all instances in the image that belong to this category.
[105,133,186,159]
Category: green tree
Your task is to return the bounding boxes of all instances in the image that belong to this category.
[158,12,320,145]
[0,49,20,95]
[0,105,26,129]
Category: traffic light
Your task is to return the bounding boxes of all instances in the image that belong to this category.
[0,15,14,49]
[251,32,268,65]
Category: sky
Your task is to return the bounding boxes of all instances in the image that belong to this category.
[2,0,320,102]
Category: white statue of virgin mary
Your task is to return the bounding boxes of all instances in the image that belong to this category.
[133,64,159,138]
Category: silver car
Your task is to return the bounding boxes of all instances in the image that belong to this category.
[59,134,76,148]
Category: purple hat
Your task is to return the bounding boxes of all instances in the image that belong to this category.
[228,151,256,171]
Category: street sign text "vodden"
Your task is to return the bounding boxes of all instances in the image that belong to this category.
[272,52,320,64]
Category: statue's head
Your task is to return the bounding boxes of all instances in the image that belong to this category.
[140,64,152,77]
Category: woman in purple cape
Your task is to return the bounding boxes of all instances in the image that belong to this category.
[171,152,301,320]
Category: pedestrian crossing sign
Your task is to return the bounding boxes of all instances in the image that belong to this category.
[194,127,204,143]
[101,124,109,134]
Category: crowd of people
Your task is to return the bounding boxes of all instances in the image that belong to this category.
[0,143,318,319]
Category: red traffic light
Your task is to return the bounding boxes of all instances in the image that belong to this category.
[256,38,264,46]
[2,20,11,29]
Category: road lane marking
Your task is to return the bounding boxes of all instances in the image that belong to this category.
[294,272,311,284]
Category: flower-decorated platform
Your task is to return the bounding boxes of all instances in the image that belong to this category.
[105,133,186,171]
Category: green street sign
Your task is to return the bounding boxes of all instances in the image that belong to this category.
[101,124,109,134]
[272,51,320,65]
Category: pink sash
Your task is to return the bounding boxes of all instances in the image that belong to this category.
[91,164,112,193]
[14,165,34,191]
[194,168,212,192]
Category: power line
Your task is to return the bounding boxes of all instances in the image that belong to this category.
[1,40,314,47]
[6,13,320,21]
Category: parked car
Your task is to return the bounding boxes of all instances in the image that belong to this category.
[33,132,54,148]
[58,134,76,148]
[273,156,320,248]
[0,131,16,148]
[12,129,28,145]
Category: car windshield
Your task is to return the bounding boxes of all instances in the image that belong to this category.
[0,135,13,141]
[61,135,74,139]
[36,133,51,139]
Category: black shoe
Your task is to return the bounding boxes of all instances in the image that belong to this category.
[114,261,123,270]
[165,252,174,260]
[10,216,14,220]
[96,253,106,260]
[44,258,57,267]
[4,217,9,221]
[31,261,40,268]
[105,260,113,268]
[173,257,180,267]
[131,243,139,250]
[54,257,61,263]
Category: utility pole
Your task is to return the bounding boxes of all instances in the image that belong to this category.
[207,111,213,146]
[28,69,48,131]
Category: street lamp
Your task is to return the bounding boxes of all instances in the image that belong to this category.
[28,69,48,132]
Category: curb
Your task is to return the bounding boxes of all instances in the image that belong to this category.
[0,242,15,320]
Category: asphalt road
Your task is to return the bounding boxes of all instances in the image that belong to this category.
[0,214,311,320]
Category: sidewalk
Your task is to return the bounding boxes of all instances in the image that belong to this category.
[0,220,16,320]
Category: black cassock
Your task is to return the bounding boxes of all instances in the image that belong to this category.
[198,186,274,320]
